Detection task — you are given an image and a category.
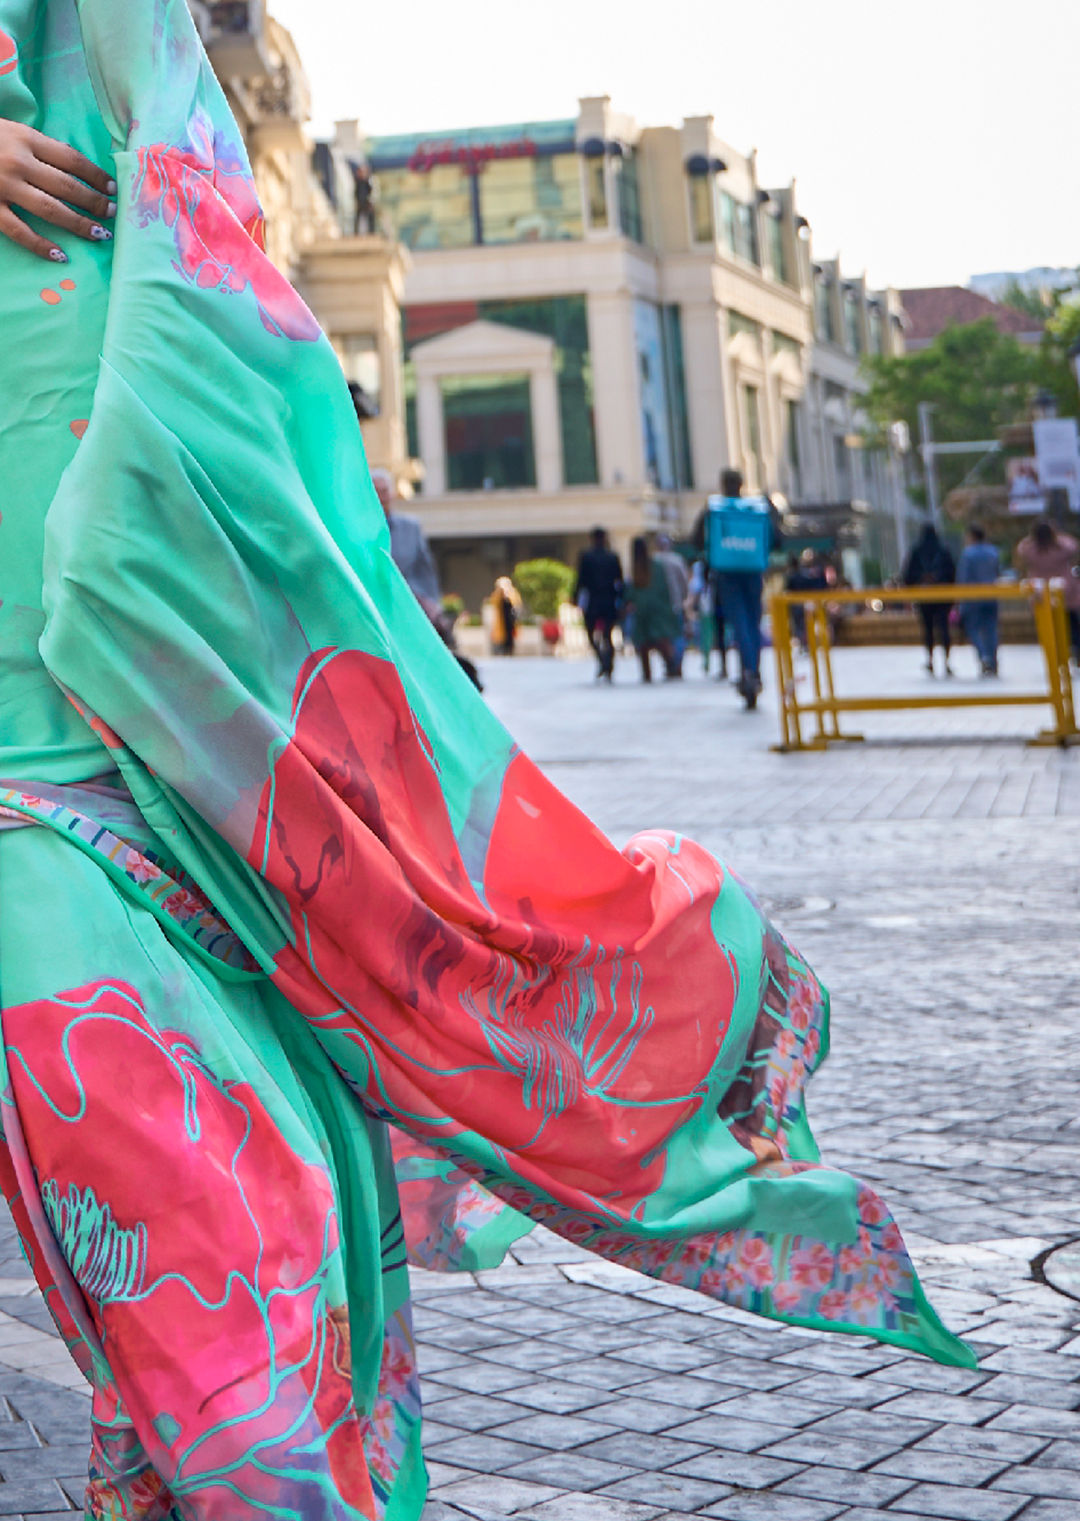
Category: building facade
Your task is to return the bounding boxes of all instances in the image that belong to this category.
[189,1,413,483]
[357,99,906,604]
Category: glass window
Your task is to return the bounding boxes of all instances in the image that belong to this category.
[688,173,714,243]
[815,278,835,343]
[442,373,536,491]
[742,385,764,490]
[729,310,760,341]
[784,397,802,496]
[616,151,643,243]
[662,305,694,489]
[767,213,788,284]
[773,332,802,361]
[844,293,862,353]
[481,296,598,485]
[868,305,883,355]
[405,297,599,486]
[719,191,737,255]
[833,434,851,499]
[734,200,760,265]
[479,154,583,244]
[376,163,474,250]
[334,334,381,414]
[587,158,608,228]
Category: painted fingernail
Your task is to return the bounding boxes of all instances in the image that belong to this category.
[90,225,112,241]
[106,178,117,195]
[48,247,68,262]
[106,201,117,217]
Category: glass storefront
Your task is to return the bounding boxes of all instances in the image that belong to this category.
[480,156,584,243]
[442,372,536,490]
[403,296,599,490]
[374,163,474,250]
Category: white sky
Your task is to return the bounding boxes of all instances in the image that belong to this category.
[271,0,1079,291]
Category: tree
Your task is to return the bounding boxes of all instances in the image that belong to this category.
[862,319,1042,504]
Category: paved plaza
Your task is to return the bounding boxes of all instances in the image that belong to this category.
[0,645,1078,1518]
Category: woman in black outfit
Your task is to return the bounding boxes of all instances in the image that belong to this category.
[904,523,956,676]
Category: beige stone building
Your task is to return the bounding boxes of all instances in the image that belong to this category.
[358,98,908,604]
[189,1,412,482]
[189,8,911,600]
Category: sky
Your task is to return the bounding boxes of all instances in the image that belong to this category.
[271,0,1079,291]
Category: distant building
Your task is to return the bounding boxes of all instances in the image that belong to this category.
[900,286,1044,351]
[969,268,1079,303]
[352,99,906,604]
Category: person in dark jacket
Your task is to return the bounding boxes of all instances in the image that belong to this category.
[574,526,624,681]
[903,523,956,676]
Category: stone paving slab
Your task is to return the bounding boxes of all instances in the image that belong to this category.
[0,648,1078,1516]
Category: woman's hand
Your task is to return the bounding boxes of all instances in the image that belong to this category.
[0,119,115,261]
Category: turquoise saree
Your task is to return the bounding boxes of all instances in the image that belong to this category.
[0,2,971,1517]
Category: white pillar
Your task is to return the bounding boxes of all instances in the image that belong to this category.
[587,292,645,487]
[416,374,445,497]
[530,370,563,493]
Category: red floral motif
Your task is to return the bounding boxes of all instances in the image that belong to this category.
[737,1236,775,1288]
[132,112,320,342]
[771,1281,803,1315]
[817,1288,850,1321]
[251,647,737,1219]
[790,1241,836,1291]
[858,1188,890,1226]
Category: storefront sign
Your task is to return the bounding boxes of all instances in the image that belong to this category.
[1034,417,1080,511]
[408,139,537,174]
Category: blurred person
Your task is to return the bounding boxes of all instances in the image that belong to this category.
[367,462,482,689]
[368,468,441,617]
[903,523,956,677]
[956,524,1001,677]
[624,536,679,682]
[653,532,690,676]
[574,526,623,681]
[713,469,767,708]
[785,549,828,650]
[490,576,522,656]
[352,162,377,234]
[1016,517,1080,662]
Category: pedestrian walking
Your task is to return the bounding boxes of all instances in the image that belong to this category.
[574,526,623,681]
[1016,518,1080,664]
[956,524,1001,677]
[653,533,690,676]
[489,576,522,655]
[903,523,957,676]
[624,536,680,681]
[0,10,971,1515]
[706,469,771,708]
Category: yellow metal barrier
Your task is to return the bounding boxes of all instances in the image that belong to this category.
[769,582,1080,752]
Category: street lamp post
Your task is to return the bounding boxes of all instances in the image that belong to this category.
[917,402,941,528]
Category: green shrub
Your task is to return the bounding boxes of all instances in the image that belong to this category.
[512,558,575,620]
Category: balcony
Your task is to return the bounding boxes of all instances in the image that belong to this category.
[205,0,271,79]
[245,19,311,155]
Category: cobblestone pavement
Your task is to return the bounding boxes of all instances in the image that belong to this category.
[1,646,1079,1518]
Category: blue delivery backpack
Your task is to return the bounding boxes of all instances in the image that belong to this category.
[705,495,772,573]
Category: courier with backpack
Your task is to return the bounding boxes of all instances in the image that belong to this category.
[704,476,774,707]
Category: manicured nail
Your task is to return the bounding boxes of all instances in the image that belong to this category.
[48,247,68,262]
[90,225,112,241]
[106,201,116,217]
[106,178,117,195]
